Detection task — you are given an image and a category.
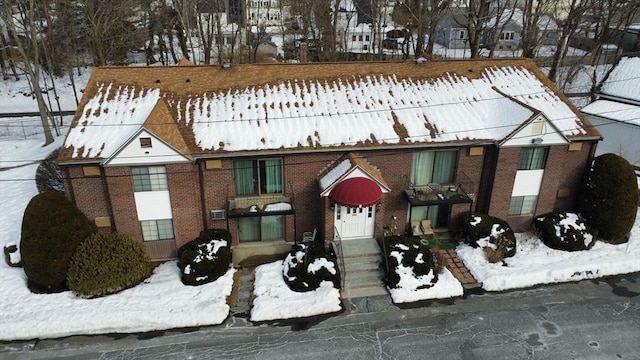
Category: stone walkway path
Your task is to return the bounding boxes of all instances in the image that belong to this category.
[434,249,479,288]
[230,267,254,316]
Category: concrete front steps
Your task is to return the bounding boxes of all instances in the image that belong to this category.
[335,237,388,298]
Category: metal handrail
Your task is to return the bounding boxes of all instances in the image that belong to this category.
[332,226,346,292]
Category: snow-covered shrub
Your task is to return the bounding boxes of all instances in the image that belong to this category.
[579,153,638,244]
[463,212,516,263]
[384,236,439,290]
[67,232,151,298]
[177,229,231,286]
[534,212,597,251]
[20,191,97,293]
[282,242,340,292]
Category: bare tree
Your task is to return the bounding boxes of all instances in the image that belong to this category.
[1,0,55,145]
[453,0,492,58]
[83,0,138,65]
[547,0,591,83]
[394,0,451,57]
[519,0,555,58]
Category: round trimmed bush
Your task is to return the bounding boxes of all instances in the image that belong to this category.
[67,232,151,298]
[283,242,340,292]
[579,153,638,244]
[463,212,516,263]
[384,236,439,290]
[20,191,97,293]
[177,229,231,286]
[534,212,597,251]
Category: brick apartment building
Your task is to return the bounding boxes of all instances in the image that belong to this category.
[57,58,601,262]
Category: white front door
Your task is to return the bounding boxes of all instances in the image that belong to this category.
[335,205,376,239]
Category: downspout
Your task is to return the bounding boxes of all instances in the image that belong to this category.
[101,166,116,232]
[198,160,208,230]
[63,167,76,205]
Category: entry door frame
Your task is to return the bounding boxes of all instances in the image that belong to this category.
[334,204,376,240]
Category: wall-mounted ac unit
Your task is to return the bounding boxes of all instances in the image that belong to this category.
[210,210,226,220]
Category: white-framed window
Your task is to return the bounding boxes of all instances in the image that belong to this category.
[132,166,168,192]
[365,35,370,42]
[141,219,174,241]
[457,29,467,40]
[500,31,515,40]
[509,195,538,215]
[518,147,548,170]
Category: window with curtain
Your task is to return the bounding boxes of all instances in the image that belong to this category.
[410,150,457,186]
[234,159,283,196]
[238,215,284,242]
[518,147,548,170]
[509,195,538,215]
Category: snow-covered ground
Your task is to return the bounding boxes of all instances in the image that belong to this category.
[1,65,639,341]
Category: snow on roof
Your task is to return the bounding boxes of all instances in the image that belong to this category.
[63,84,161,159]
[60,60,594,162]
[581,99,640,127]
[600,57,640,103]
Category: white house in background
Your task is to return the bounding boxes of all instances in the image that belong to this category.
[581,56,640,168]
[334,0,397,55]
[247,0,288,27]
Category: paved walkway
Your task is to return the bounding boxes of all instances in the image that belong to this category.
[434,249,479,288]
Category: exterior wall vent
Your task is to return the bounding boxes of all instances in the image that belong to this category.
[210,210,226,220]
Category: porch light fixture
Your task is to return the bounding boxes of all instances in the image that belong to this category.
[531,137,543,144]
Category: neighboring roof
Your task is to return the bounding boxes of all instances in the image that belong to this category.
[58,58,598,163]
[581,99,640,127]
[486,8,558,31]
[599,56,640,104]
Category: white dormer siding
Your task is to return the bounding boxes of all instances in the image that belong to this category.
[106,130,190,166]
[501,115,568,147]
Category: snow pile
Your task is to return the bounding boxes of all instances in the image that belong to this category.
[457,220,640,292]
[599,56,640,102]
[0,261,235,341]
[251,261,342,322]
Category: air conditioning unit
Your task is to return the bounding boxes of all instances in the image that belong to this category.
[210,210,226,220]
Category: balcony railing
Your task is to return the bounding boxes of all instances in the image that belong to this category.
[226,193,294,218]
[404,183,473,206]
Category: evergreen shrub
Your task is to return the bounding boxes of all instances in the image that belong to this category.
[177,229,231,286]
[463,212,516,263]
[67,232,151,297]
[283,241,340,292]
[534,212,597,251]
[579,153,638,244]
[20,191,97,293]
[384,236,439,290]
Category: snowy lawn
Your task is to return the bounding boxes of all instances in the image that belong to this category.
[251,261,342,322]
[457,222,640,292]
[0,132,235,341]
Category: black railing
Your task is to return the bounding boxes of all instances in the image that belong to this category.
[332,226,346,292]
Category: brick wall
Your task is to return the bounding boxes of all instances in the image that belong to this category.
[166,163,204,248]
[488,147,520,220]
[64,166,111,227]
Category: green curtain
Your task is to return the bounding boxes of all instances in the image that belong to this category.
[261,215,284,240]
[410,205,438,225]
[433,151,456,183]
[264,159,282,193]
[234,160,256,196]
[239,217,260,242]
[411,151,434,186]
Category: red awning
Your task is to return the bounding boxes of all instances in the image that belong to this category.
[329,177,382,208]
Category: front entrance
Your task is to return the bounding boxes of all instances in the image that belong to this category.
[335,204,376,239]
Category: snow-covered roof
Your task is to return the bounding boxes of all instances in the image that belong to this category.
[599,56,640,103]
[59,59,598,163]
[581,99,640,127]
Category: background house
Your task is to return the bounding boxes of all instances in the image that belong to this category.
[581,56,640,168]
[57,59,600,263]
